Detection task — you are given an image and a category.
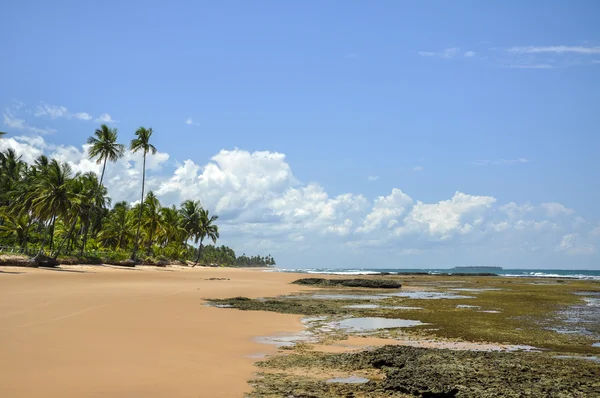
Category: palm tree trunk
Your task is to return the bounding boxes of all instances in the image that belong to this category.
[49,215,57,250]
[194,236,204,264]
[80,157,107,256]
[37,217,53,255]
[131,152,146,260]
[80,210,90,256]
[99,157,107,186]
[54,217,78,258]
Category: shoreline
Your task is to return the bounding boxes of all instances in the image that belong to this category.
[2,265,599,396]
[0,265,308,397]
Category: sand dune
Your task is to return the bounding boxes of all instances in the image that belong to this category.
[0,266,306,397]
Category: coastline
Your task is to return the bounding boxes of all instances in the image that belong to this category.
[2,265,599,397]
[0,265,308,398]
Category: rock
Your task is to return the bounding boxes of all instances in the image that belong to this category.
[30,253,59,267]
[292,278,401,289]
[119,259,136,267]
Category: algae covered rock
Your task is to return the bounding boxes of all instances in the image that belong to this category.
[292,278,401,289]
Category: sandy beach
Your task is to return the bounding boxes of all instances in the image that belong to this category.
[0,266,307,398]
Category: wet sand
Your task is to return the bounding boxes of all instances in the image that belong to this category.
[0,266,307,398]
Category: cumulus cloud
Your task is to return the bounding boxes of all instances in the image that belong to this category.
[541,202,574,217]
[95,113,116,123]
[1,134,598,268]
[556,233,596,255]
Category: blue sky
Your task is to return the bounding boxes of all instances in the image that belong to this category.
[1,1,599,269]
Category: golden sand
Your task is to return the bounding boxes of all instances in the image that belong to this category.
[0,266,307,398]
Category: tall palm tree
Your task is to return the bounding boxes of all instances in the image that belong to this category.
[195,208,219,264]
[87,125,125,185]
[130,127,156,260]
[73,172,110,256]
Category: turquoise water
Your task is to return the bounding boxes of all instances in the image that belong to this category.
[271,268,600,280]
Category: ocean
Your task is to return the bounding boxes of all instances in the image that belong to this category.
[270,268,600,280]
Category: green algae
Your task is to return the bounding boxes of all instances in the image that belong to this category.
[251,346,600,397]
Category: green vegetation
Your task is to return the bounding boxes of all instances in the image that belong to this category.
[0,128,275,267]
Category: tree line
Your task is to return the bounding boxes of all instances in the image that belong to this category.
[0,128,275,267]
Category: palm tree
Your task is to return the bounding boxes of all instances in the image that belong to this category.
[27,159,74,254]
[158,205,182,248]
[179,199,202,246]
[140,191,161,255]
[78,173,110,256]
[99,201,133,250]
[195,208,219,264]
[87,125,125,185]
[0,132,6,138]
[130,127,156,260]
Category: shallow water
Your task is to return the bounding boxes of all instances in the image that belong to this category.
[254,331,314,347]
[592,342,600,347]
[478,310,502,313]
[456,304,481,309]
[326,376,370,384]
[291,294,385,300]
[450,288,502,292]
[343,304,380,309]
[555,355,600,363]
[554,292,600,342]
[343,304,423,310]
[334,317,425,332]
[381,291,475,300]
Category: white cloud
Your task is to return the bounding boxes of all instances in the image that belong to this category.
[3,109,57,135]
[185,118,193,125]
[413,166,424,172]
[508,46,600,55]
[396,192,496,240]
[357,189,413,234]
[1,134,598,268]
[419,48,474,59]
[35,103,68,119]
[541,202,574,217]
[34,102,93,121]
[556,233,596,255]
[419,47,461,59]
[367,175,380,181]
[95,113,116,123]
[472,158,528,166]
[73,112,92,121]
[500,202,534,219]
